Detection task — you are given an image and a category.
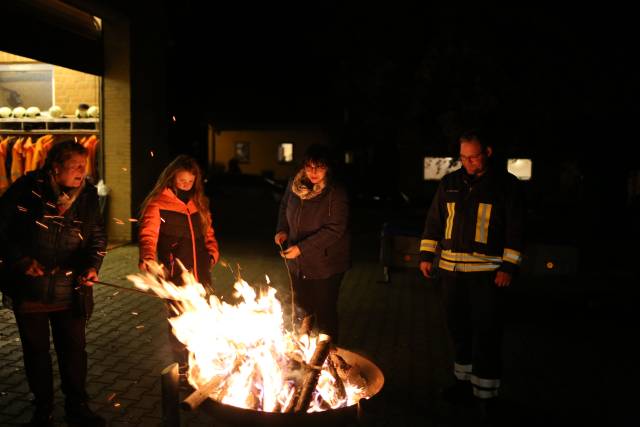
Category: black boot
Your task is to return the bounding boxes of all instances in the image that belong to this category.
[21,406,54,427]
[440,380,474,405]
[64,401,105,427]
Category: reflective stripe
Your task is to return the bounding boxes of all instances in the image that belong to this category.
[454,363,472,381]
[420,239,438,253]
[471,376,501,389]
[439,259,501,272]
[473,388,499,398]
[445,202,455,239]
[441,250,503,264]
[474,203,492,244]
[503,247,522,265]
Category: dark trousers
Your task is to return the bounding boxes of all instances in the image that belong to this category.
[14,310,88,409]
[441,272,504,394]
[292,273,344,342]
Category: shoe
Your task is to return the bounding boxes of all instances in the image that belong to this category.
[21,409,53,427]
[440,380,474,406]
[475,397,501,425]
[65,402,105,427]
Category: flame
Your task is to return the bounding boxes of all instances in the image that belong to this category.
[127,262,366,412]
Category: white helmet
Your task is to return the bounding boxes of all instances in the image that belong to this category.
[0,106,11,118]
[87,105,99,118]
[25,106,41,118]
[49,105,63,118]
[12,106,26,118]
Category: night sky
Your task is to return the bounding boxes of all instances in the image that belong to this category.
[165,3,636,158]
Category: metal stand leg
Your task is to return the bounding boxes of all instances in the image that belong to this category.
[161,363,181,427]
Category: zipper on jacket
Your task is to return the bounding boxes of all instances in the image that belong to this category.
[296,199,304,276]
[48,214,60,304]
[185,206,199,282]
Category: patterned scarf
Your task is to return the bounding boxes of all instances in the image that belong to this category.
[50,173,84,214]
[291,168,326,200]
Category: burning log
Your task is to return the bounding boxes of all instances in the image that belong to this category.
[294,334,333,413]
[330,352,367,391]
[283,385,299,413]
[327,351,347,402]
[299,314,313,336]
[181,357,245,411]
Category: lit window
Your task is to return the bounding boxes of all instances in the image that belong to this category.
[507,159,533,180]
[278,143,293,163]
[424,157,461,180]
[345,151,354,164]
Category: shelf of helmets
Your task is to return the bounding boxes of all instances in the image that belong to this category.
[0,116,99,134]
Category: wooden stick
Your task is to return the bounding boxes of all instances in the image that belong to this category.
[294,335,332,413]
[327,352,347,402]
[299,314,313,336]
[181,375,227,411]
[283,385,299,413]
[181,357,244,411]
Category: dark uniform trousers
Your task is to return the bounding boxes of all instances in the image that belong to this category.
[14,310,88,409]
[441,271,504,397]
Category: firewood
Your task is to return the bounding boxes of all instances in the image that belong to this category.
[283,385,299,413]
[181,375,227,411]
[299,314,313,335]
[181,356,244,411]
[294,334,332,412]
[327,353,347,402]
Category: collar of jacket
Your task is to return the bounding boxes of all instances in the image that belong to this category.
[159,187,199,213]
[291,168,328,200]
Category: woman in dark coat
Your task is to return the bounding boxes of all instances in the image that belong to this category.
[0,140,107,427]
[275,144,350,342]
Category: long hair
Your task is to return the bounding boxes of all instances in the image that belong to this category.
[139,155,211,234]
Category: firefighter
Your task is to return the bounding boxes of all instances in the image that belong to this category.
[419,130,524,416]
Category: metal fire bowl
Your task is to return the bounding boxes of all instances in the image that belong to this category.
[198,347,384,427]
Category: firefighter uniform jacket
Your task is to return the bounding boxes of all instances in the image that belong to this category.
[420,167,524,274]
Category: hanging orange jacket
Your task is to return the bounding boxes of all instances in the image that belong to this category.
[22,137,35,173]
[10,137,25,183]
[139,188,219,286]
[83,135,99,178]
[0,137,9,194]
[31,134,54,171]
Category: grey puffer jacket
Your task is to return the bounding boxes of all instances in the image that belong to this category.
[276,179,351,279]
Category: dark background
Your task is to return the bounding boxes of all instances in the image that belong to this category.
[159,2,639,269]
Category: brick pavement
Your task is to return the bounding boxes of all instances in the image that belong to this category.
[1,236,638,426]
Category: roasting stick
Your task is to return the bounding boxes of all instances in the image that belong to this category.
[90,280,178,301]
[277,242,296,333]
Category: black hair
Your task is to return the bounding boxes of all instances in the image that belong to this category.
[303,144,333,169]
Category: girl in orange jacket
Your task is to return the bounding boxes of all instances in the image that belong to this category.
[138,155,219,288]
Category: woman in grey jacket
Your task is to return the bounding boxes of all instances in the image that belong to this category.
[275,144,350,343]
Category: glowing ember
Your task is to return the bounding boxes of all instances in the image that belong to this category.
[127,262,366,413]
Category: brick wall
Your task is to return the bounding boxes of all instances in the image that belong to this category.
[52,66,99,116]
[103,21,132,243]
[0,50,99,115]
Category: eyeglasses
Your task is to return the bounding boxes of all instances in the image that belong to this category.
[458,153,484,162]
[304,164,327,172]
